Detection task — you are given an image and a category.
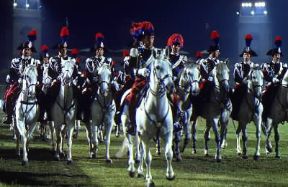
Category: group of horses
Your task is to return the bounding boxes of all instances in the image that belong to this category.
[2,50,288,186]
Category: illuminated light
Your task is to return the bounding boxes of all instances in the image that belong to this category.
[13,2,17,7]
[241,2,252,7]
[264,10,268,15]
[236,11,240,15]
[26,3,30,8]
[250,10,255,15]
[255,2,266,7]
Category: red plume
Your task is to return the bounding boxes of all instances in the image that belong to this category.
[195,51,203,59]
[95,32,104,40]
[28,29,37,37]
[167,33,184,47]
[245,34,253,41]
[71,48,79,56]
[141,21,154,31]
[210,30,220,40]
[40,45,49,53]
[60,26,70,37]
[122,49,129,57]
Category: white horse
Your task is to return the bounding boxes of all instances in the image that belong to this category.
[263,70,288,158]
[86,64,116,163]
[173,63,200,161]
[14,64,40,165]
[50,60,76,164]
[232,67,264,160]
[190,62,231,162]
[135,52,175,186]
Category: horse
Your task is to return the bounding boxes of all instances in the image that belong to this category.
[189,62,231,162]
[232,67,264,160]
[14,64,40,165]
[49,60,76,164]
[263,70,288,158]
[85,63,116,163]
[133,51,175,186]
[172,63,200,161]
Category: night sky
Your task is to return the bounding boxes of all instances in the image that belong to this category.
[1,0,288,71]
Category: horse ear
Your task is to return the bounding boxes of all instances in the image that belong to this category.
[224,58,229,65]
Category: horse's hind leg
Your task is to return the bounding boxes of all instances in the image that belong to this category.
[137,140,145,178]
[274,124,280,159]
[211,118,221,162]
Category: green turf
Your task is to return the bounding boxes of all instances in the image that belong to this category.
[1,114,288,187]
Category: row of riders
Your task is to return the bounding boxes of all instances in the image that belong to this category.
[2,21,288,185]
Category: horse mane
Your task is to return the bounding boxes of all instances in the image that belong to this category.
[24,64,38,77]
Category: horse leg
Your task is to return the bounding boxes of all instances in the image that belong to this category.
[241,123,248,159]
[211,118,221,162]
[84,121,93,158]
[48,121,56,153]
[137,140,145,178]
[73,120,80,139]
[91,124,99,158]
[174,129,182,161]
[127,134,136,177]
[105,117,114,163]
[15,127,21,157]
[135,131,141,164]
[236,123,242,155]
[254,113,262,160]
[181,113,191,154]
[22,134,28,165]
[155,137,161,155]
[54,127,62,161]
[164,130,175,181]
[66,123,74,164]
[191,120,197,154]
[115,114,129,158]
[204,122,211,156]
[274,124,280,159]
[264,118,273,154]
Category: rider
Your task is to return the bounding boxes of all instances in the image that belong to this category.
[232,34,258,119]
[45,26,78,118]
[122,21,160,134]
[3,29,39,124]
[262,36,287,116]
[166,33,188,160]
[82,32,113,122]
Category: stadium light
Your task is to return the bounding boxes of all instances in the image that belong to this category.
[13,0,17,7]
[236,11,240,15]
[263,10,268,15]
[241,2,253,8]
[25,0,29,8]
[255,2,266,8]
[250,10,255,15]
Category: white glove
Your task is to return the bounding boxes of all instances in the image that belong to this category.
[242,77,248,84]
[272,77,279,83]
[137,68,150,77]
[18,78,22,84]
[130,48,139,58]
[43,76,52,85]
[208,76,213,82]
[6,75,10,84]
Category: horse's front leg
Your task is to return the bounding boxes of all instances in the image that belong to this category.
[253,109,262,160]
[164,129,175,181]
[191,119,197,154]
[211,117,221,162]
[54,126,62,161]
[48,121,56,153]
[241,122,248,159]
[66,122,75,164]
[91,122,99,158]
[105,113,114,163]
[85,121,94,158]
[264,118,273,154]
[204,121,211,156]
[274,124,280,159]
[236,123,242,155]
[17,120,28,165]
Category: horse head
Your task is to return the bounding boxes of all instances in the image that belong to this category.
[97,64,112,96]
[151,50,174,94]
[179,63,200,96]
[215,61,230,94]
[22,64,38,98]
[248,65,264,98]
[60,61,75,86]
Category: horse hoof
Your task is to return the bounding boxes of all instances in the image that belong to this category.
[266,146,273,153]
[106,159,113,164]
[253,155,260,161]
[166,175,176,181]
[175,155,182,162]
[129,171,136,178]
[22,160,28,166]
[192,149,197,154]
[60,153,66,159]
[146,181,155,187]
[242,155,248,160]
[67,160,73,165]
[137,173,144,178]
[275,155,281,159]
[216,158,222,162]
[237,152,242,156]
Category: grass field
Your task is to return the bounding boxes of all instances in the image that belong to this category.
[1,112,288,187]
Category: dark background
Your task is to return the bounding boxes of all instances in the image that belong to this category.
[0,0,287,71]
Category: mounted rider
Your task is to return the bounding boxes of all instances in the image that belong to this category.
[45,26,78,119]
[231,34,258,119]
[3,29,39,124]
[122,21,160,134]
[262,36,287,117]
